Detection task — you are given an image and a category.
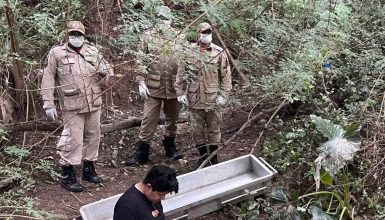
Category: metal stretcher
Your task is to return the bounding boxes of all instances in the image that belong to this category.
[80,155,277,220]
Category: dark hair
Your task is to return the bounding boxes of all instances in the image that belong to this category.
[143,165,179,193]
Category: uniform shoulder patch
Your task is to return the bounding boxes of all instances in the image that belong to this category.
[85,44,102,57]
[85,43,99,52]
[211,43,224,52]
[49,45,65,56]
[53,44,66,51]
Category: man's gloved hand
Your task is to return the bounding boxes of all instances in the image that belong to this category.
[177,94,188,105]
[216,95,227,106]
[45,107,57,121]
[138,81,150,100]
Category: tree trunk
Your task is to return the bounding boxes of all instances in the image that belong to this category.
[5,6,25,109]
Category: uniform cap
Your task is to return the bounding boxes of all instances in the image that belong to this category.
[197,22,212,33]
[67,21,85,35]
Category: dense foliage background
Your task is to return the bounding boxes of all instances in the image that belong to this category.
[1,0,385,219]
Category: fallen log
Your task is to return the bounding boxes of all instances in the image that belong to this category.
[101,117,188,133]
[4,117,189,134]
[4,120,61,132]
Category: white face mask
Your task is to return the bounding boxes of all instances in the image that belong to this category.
[69,35,84,48]
[199,33,212,44]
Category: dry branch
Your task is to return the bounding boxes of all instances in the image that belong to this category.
[4,117,188,134]
[101,116,188,133]
[224,102,288,146]
[211,24,250,85]
[197,101,289,169]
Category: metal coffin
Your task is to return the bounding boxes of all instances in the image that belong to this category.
[79,155,276,220]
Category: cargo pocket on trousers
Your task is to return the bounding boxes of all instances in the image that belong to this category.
[57,129,72,152]
[145,74,161,89]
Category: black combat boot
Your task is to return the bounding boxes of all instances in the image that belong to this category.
[196,144,208,164]
[61,165,84,192]
[125,141,150,166]
[82,160,102,184]
[162,136,183,160]
[209,145,219,165]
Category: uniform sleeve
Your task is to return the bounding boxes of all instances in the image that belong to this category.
[96,55,114,85]
[219,50,232,93]
[88,44,114,78]
[41,49,57,109]
[97,56,114,77]
[174,60,186,97]
[135,35,148,82]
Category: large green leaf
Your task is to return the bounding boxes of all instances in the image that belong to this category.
[311,115,362,179]
[317,137,360,176]
[310,115,345,140]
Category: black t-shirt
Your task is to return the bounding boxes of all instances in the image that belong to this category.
[113,185,165,220]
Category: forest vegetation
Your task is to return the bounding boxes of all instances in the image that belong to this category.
[1,0,385,219]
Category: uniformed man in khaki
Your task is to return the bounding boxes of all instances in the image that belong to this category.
[41,21,113,192]
[175,22,232,166]
[125,17,184,166]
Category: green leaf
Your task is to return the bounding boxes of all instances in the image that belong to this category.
[240,207,247,215]
[111,159,117,168]
[310,115,345,140]
[320,171,333,186]
[290,190,301,202]
[343,123,361,139]
[4,146,30,158]
[155,5,174,20]
[311,116,362,176]
[317,137,361,176]
[270,188,288,203]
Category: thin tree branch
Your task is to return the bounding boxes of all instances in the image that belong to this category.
[197,101,288,169]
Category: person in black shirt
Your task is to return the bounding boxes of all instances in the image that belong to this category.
[113,165,179,220]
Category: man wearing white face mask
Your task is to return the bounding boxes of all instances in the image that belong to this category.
[41,21,114,192]
[198,30,213,44]
[125,6,184,166]
[175,22,232,167]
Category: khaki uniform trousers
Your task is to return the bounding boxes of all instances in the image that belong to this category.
[189,109,222,145]
[139,96,181,142]
[57,109,101,165]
